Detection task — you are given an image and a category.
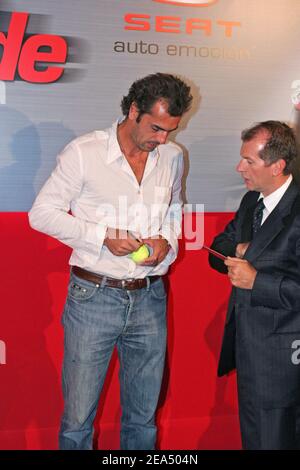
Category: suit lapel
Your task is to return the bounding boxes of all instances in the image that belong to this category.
[241,202,257,241]
[244,182,299,263]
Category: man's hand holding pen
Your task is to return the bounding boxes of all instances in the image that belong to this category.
[224,257,257,289]
[104,228,143,256]
[204,243,257,289]
[104,229,170,266]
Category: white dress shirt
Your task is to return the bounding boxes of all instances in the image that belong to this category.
[259,174,293,224]
[29,120,184,279]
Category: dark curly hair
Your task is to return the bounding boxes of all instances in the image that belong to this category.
[241,120,298,175]
[121,73,193,122]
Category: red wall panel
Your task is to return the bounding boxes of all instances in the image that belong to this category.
[0,212,241,450]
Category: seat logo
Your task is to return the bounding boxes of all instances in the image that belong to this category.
[153,0,218,6]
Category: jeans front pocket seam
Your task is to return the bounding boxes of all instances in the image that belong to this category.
[150,280,167,300]
[68,281,99,302]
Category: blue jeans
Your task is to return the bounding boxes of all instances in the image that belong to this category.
[59,272,167,450]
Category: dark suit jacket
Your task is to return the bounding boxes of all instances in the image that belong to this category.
[209,181,300,408]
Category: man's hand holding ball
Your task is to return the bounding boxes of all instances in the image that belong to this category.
[134,236,170,267]
[130,244,150,263]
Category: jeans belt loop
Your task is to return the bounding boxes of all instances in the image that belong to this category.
[100,275,107,290]
[146,277,150,292]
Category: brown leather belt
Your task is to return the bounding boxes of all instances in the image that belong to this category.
[72,266,160,291]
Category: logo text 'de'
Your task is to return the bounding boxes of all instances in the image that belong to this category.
[0,12,68,83]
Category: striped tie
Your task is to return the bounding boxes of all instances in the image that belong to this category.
[252,198,265,237]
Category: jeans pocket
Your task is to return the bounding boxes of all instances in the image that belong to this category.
[68,276,99,302]
[150,279,166,300]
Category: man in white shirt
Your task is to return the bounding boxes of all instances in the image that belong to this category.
[29,73,193,450]
[208,121,300,449]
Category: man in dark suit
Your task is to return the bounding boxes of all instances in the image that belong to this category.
[209,120,300,449]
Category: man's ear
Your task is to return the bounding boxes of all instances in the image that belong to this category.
[128,102,139,121]
[272,158,286,176]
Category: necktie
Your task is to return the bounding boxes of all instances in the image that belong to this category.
[252,198,265,237]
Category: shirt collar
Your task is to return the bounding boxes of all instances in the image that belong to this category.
[106,118,160,166]
[106,118,124,165]
[259,174,293,214]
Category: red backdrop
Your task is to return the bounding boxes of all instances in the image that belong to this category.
[0,212,241,450]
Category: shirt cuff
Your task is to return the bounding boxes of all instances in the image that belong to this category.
[159,228,179,264]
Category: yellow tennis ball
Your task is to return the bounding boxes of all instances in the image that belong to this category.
[130,244,150,263]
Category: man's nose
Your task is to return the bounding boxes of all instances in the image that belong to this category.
[236,159,245,172]
[158,131,168,144]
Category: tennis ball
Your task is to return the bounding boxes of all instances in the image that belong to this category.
[130,244,150,263]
